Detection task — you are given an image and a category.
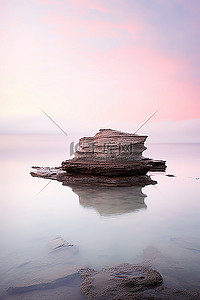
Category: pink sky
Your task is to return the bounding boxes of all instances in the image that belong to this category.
[0,0,199,138]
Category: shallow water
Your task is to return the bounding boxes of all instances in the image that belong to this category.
[0,135,200,298]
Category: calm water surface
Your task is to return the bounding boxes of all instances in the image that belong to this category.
[0,135,200,298]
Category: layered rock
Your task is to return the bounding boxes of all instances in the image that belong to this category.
[74,128,147,161]
[31,128,166,186]
[61,129,166,177]
[62,159,151,176]
[31,167,156,186]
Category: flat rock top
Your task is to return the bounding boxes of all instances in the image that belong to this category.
[79,128,147,144]
[87,128,147,138]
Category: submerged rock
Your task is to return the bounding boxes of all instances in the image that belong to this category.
[47,236,78,254]
[7,272,84,299]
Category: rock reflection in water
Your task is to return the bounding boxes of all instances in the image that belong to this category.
[63,184,147,216]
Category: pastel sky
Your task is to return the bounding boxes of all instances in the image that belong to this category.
[0,0,200,140]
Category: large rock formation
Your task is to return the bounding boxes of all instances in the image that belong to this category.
[61,129,166,177]
[31,129,166,186]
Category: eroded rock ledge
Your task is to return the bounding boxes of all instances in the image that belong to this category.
[61,158,165,176]
[31,166,156,186]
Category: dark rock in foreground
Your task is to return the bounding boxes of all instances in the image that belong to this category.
[80,263,200,300]
[80,263,163,299]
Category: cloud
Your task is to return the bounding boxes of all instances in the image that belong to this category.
[38,0,199,121]
[71,0,109,13]
[42,11,142,43]
[34,0,57,5]
[0,0,199,125]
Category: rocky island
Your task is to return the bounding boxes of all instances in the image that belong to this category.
[31,128,166,186]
